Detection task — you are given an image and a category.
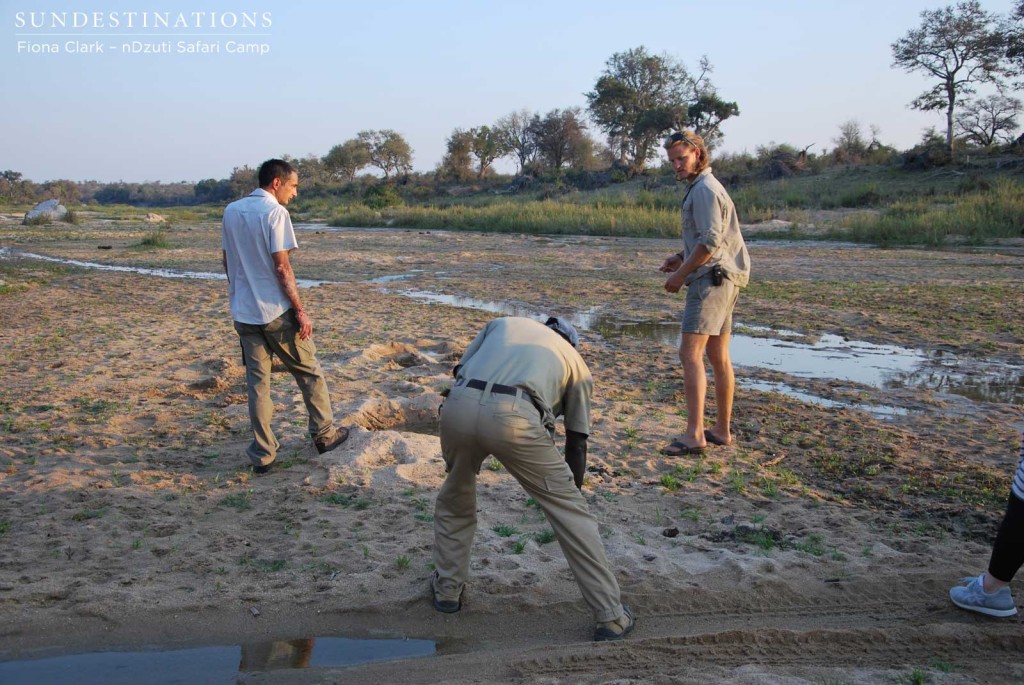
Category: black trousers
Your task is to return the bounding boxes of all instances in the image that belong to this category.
[988,492,1024,583]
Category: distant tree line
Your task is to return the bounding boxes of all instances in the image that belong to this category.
[6,19,1024,210]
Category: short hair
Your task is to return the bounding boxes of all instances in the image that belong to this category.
[664,130,710,174]
[257,159,296,189]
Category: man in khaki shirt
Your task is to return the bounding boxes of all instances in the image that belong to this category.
[431,317,634,641]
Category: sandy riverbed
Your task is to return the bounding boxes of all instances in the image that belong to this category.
[0,221,1022,683]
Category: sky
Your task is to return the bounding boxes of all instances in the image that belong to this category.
[2,0,1018,183]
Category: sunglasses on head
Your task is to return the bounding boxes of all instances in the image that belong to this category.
[664,132,696,148]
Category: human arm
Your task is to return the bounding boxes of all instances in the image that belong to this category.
[565,430,588,490]
[271,250,312,340]
[664,243,712,293]
[221,250,229,283]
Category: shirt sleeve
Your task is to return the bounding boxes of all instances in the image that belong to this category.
[561,366,593,435]
[268,206,298,255]
[691,184,725,253]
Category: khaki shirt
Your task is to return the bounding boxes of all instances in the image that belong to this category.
[455,317,592,435]
[681,167,750,287]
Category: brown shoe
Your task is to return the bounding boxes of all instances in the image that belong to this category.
[315,427,350,454]
[594,606,635,642]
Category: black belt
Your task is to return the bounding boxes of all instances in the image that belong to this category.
[462,378,521,396]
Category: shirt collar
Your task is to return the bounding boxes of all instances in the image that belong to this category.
[250,188,279,204]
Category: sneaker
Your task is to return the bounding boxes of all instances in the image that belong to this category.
[594,606,635,642]
[315,427,350,455]
[430,572,463,614]
[949,574,1018,618]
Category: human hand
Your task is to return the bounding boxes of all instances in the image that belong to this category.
[664,270,686,293]
[296,310,313,340]
[658,254,682,273]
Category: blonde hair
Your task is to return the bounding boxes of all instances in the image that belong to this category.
[664,130,710,174]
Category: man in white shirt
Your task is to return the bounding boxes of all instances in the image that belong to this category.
[221,159,347,474]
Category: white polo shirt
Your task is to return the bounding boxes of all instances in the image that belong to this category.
[222,188,298,324]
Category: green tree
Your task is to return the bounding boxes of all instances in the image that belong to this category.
[469,125,508,178]
[530,108,588,171]
[322,139,370,182]
[357,129,414,179]
[438,128,474,182]
[892,1,1008,156]
[586,47,736,174]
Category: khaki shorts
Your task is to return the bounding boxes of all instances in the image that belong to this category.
[682,276,739,335]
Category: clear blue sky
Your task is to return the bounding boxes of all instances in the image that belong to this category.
[2,0,1017,183]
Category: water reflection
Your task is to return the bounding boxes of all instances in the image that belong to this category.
[400,289,1024,406]
[0,637,436,685]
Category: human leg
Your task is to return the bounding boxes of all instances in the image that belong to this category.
[481,399,624,623]
[950,436,1024,616]
[432,390,488,604]
[262,310,335,441]
[705,330,735,446]
[234,322,278,467]
[675,332,710,449]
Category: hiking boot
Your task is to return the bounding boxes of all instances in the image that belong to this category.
[315,427,350,455]
[431,572,464,614]
[594,606,635,642]
[950,574,1018,618]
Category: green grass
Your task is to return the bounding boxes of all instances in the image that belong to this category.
[0,520,9,536]
[534,529,556,544]
[220,491,253,510]
[829,177,1024,246]
[137,229,173,248]
[493,524,520,538]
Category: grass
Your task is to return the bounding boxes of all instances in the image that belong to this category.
[71,508,108,521]
[493,524,519,538]
[534,529,556,544]
[0,520,9,536]
[220,491,253,510]
[137,229,173,248]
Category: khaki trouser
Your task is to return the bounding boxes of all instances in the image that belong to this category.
[234,310,334,467]
[433,383,623,622]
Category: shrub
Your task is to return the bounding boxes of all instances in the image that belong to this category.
[363,184,404,209]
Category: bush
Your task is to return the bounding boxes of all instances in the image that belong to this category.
[362,184,404,209]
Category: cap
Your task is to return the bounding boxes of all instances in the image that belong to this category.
[544,316,579,348]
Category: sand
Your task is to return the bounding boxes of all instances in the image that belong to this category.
[0,220,1022,684]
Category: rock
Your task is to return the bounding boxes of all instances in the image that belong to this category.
[144,213,166,223]
[23,199,67,224]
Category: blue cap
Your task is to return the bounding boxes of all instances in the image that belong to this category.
[544,316,579,348]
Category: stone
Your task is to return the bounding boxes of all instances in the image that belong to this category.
[23,199,67,224]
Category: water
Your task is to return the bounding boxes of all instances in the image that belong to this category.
[4,248,1019,406]
[0,636,435,685]
[0,249,335,288]
[398,288,1024,406]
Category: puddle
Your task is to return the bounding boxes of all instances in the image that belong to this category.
[395,289,1024,407]
[0,249,336,288]
[0,636,435,685]
[741,380,908,418]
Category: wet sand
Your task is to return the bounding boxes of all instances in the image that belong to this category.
[1,220,1023,683]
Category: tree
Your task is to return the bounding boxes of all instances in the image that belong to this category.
[469,126,508,178]
[832,120,868,163]
[323,139,370,182]
[356,129,413,179]
[892,1,1007,156]
[530,108,588,171]
[586,47,737,174]
[437,128,474,182]
[956,94,1022,146]
[494,109,537,173]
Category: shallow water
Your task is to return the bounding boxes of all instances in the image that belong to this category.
[3,249,1020,406]
[399,289,1024,406]
[0,636,435,685]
